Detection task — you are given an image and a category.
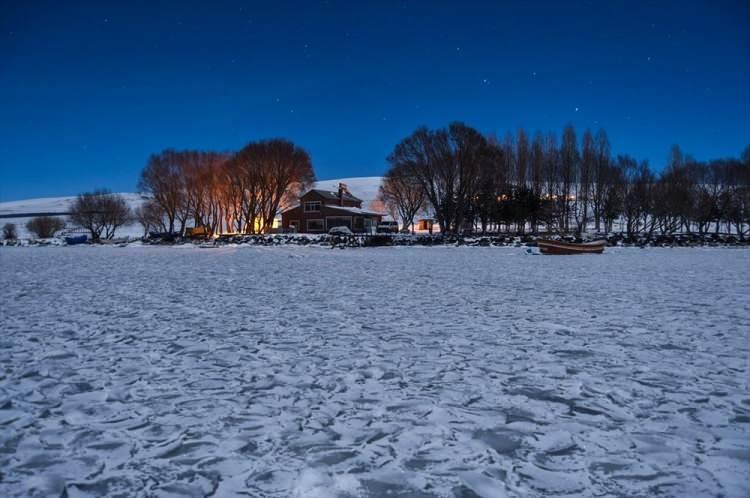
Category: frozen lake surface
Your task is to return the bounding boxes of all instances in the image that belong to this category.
[1,246,749,497]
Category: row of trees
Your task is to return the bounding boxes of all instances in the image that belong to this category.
[137,139,315,237]
[69,190,132,240]
[4,138,314,242]
[5,128,747,242]
[380,122,750,238]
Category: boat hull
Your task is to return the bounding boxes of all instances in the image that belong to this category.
[537,239,606,255]
[64,235,88,245]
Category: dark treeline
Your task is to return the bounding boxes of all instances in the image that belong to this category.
[383,122,750,238]
[137,139,315,236]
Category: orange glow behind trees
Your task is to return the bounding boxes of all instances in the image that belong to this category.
[138,139,315,237]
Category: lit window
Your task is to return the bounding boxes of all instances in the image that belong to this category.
[304,201,321,212]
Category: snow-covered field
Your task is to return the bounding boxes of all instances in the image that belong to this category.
[0,246,748,497]
[0,193,148,240]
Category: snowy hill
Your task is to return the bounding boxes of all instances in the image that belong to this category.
[0,177,384,238]
[0,193,148,239]
[0,193,148,217]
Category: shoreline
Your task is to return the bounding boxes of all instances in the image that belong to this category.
[2,232,748,249]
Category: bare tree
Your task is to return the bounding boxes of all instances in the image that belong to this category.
[225,148,262,233]
[529,132,545,233]
[451,123,489,232]
[227,139,315,233]
[69,190,132,242]
[575,129,595,234]
[256,139,316,232]
[516,128,529,190]
[368,197,398,224]
[26,216,64,239]
[666,145,695,233]
[3,223,18,240]
[182,151,231,236]
[722,151,750,238]
[389,122,491,234]
[139,146,315,237]
[138,149,186,233]
[474,140,506,233]
[384,124,750,240]
[541,133,561,232]
[134,199,167,237]
[591,129,611,233]
[388,127,449,233]
[513,129,532,232]
[601,163,624,233]
[618,156,654,236]
[379,163,426,233]
[560,125,579,232]
[688,160,722,235]
[392,122,750,239]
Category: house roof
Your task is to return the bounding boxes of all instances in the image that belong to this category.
[322,205,384,216]
[281,203,384,216]
[306,189,362,203]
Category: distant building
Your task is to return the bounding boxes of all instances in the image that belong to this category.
[281,183,384,233]
[415,217,437,233]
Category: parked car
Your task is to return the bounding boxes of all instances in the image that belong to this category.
[328,226,353,236]
[376,221,399,233]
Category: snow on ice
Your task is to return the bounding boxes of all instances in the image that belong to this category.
[0,246,748,497]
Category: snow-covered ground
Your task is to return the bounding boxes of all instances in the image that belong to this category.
[0,246,748,497]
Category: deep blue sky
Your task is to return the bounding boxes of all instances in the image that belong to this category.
[1,1,748,201]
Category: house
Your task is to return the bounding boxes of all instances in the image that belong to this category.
[281,183,384,233]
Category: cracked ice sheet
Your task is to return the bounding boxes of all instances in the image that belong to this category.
[0,245,748,497]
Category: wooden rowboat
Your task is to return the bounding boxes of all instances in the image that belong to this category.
[537,239,606,255]
[64,234,87,245]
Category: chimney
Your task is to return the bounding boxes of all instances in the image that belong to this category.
[338,183,348,206]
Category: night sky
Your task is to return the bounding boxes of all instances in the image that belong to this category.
[1,1,749,201]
